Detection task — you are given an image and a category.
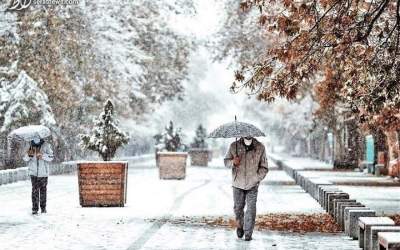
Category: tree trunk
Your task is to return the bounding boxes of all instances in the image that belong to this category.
[373,128,388,165]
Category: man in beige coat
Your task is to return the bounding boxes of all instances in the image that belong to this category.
[224,137,268,241]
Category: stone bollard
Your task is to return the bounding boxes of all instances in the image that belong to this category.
[335,201,359,227]
[327,193,350,214]
[305,178,311,193]
[296,173,302,186]
[370,226,400,250]
[340,204,367,229]
[311,180,333,200]
[334,199,356,220]
[319,186,340,206]
[275,160,283,170]
[323,190,343,210]
[331,198,351,218]
[358,217,395,250]
[344,209,376,239]
[377,232,400,250]
[301,176,307,189]
[293,170,297,182]
[318,186,330,205]
[342,206,370,231]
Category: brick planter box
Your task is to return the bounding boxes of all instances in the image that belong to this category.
[158,152,187,180]
[189,149,209,167]
[78,161,128,207]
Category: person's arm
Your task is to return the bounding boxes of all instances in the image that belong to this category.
[41,144,54,162]
[224,144,234,168]
[23,148,34,162]
[23,153,33,162]
[257,147,269,181]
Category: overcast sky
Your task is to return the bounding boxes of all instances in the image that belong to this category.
[171,0,252,130]
[121,0,266,143]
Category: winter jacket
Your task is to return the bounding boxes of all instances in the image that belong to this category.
[224,138,268,190]
[23,142,54,177]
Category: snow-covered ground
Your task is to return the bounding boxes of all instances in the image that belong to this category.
[270,153,333,170]
[0,158,362,250]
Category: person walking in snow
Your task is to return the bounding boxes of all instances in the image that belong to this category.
[224,136,268,241]
[23,137,54,215]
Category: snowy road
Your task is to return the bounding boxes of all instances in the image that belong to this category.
[0,158,360,249]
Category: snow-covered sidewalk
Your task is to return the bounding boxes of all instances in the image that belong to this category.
[0,158,361,250]
[269,152,333,170]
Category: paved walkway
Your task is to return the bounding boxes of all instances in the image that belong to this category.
[0,158,361,249]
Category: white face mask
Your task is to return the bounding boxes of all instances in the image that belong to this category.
[244,138,253,146]
[33,138,41,144]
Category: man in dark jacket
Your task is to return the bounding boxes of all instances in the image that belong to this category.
[224,137,268,241]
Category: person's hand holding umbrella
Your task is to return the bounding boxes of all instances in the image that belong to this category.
[36,152,43,160]
[233,156,241,167]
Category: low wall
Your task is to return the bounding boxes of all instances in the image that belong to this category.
[0,154,152,186]
[0,162,76,186]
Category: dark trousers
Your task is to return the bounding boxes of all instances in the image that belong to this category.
[233,185,259,236]
[30,175,48,212]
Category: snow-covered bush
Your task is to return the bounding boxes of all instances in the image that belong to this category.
[191,124,208,149]
[80,100,129,161]
[0,71,56,133]
[155,121,185,152]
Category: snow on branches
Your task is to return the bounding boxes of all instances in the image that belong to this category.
[80,100,129,161]
[0,71,56,133]
[154,121,185,152]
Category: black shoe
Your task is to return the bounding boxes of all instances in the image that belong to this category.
[236,228,244,238]
[41,209,47,213]
[32,211,38,215]
[244,235,252,241]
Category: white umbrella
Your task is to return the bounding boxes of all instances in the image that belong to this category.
[8,125,51,142]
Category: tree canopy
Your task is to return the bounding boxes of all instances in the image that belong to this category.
[225,0,400,131]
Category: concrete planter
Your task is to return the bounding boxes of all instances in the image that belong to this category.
[189,149,209,167]
[78,161,128,207]
[158,152,187,180]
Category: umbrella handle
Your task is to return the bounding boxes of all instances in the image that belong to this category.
[235,115,239,157]
[235,137,238,157]
[235,115,238,157]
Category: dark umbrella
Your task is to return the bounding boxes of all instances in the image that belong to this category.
[208,116,265,156]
